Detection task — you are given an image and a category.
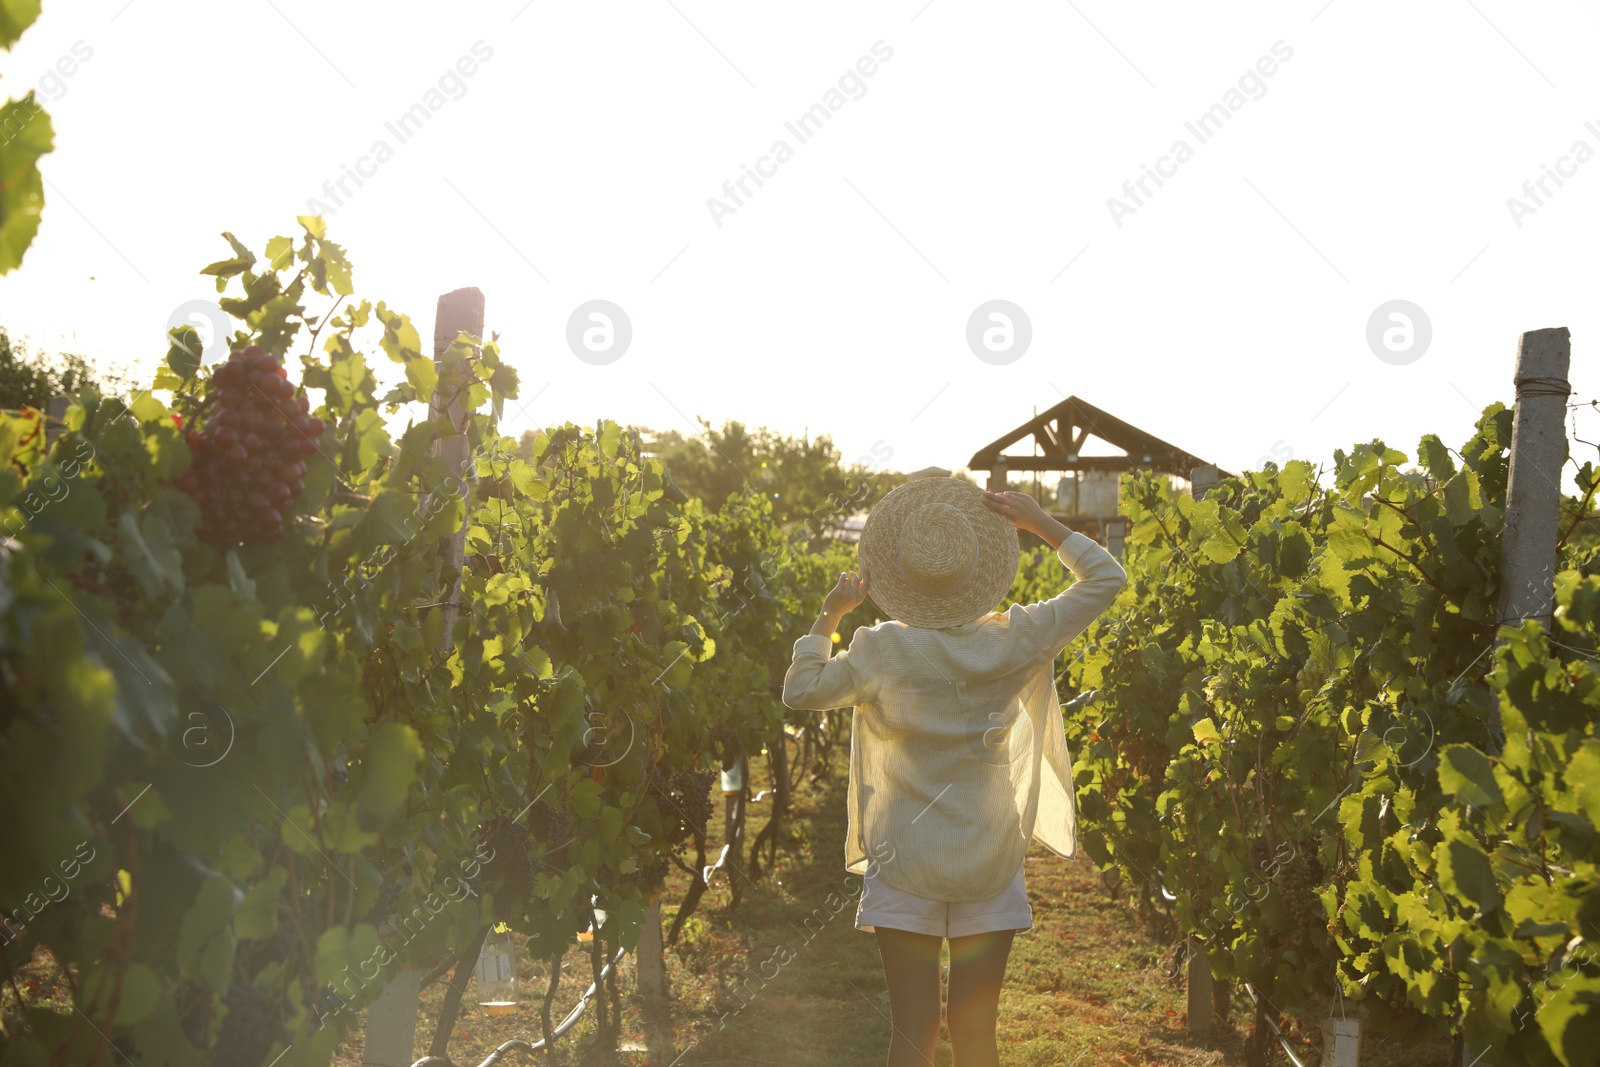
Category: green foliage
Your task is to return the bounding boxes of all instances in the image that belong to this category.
[643,419,903,540]
[0,1,42,48]
[0,93,51,275]
[0,0,50,274]
[0,327,132,409]
[0,220,841,1067]
[1064,413,1600,1061]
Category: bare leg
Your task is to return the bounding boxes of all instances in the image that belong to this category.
[873,927,942,1066]
[946,929,1014,1067]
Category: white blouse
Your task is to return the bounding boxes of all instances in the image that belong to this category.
[782,531,1127,902]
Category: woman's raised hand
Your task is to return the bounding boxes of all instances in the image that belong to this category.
[982,490,1050,533]
[822,567,871,617]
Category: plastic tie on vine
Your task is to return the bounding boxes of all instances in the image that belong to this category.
[703,842,732,884]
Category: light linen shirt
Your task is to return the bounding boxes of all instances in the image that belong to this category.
[782,531,1127,902]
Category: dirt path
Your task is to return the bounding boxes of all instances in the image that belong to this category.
[379,761,1241,1066]
[363,752,1451,1066]
[655,770,1229,1067]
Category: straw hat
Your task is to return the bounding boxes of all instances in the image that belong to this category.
[858,473,1020,629]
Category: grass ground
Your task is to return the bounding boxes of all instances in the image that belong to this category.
[5,743,1457,1066]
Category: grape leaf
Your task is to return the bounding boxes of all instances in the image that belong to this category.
[0,94,54,274]
[1438,743,1505,808]
[357,723,424,824]
[0,0,42,48]
[1436,834,1501,913]
[235,868,286,940]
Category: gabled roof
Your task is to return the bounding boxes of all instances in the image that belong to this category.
[968,396,1230,478]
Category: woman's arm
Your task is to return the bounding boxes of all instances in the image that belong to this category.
[984,490,1127,654]
[982,489,1074,548]
[783,568,880,710]
[807,568,867,638]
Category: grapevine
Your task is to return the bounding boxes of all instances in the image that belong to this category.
[0,219,845,1067]
[1060,414,1600,1064]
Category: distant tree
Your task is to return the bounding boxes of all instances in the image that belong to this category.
[0,327,130,410]
[515,418,904,544]
[641,419,903,541]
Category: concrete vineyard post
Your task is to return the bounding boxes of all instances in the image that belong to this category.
[361,288,484,1067]
[1106,517,1129,561]
[1185,463,1222,1035]
[360,969,422,1067]
[424,286,484,653]
[1461,327,1570,1067]
[45,395,68,448]
[1494,327,1570,638]
[636,897,674,1063]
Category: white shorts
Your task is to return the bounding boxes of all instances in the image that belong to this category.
[855,863,1032,938]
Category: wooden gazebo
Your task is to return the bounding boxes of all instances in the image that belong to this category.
[967,396,1230,546]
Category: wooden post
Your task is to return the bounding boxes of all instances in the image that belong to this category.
[1186,937,1213,1037]
[749,731,791,880]
[428,925,491,1061]
[636,896,674,1064]
[1496,327,1570,636]
[1191,464,1220,501]
[424,287,485,652]
[988,459,1007,491]
[1212,974,1232,1022]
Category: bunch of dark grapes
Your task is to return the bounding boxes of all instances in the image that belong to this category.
[212,981,284,1067]
[362,881,402,926]
[650,768,715,845]
[523,797,571,851]
[482,815,541,907]
[175,345,323,545]
[239,918,294,978]
[617,847,671,892]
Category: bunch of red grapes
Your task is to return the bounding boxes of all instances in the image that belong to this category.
[175,345,324,544]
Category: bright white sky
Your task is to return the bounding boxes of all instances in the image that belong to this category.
[4,0,1599,492]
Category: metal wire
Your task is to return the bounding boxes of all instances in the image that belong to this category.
[1242,981,1310,1067]
[1516,375,1571,399]
[409,944,629,1067]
